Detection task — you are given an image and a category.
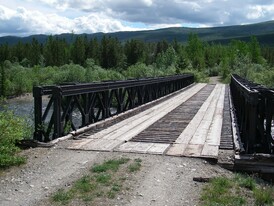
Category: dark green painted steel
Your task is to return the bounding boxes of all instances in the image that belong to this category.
[33,74,194,142]
[230,74,274,154]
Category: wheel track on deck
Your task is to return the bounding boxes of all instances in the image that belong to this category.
[130,85,215,144]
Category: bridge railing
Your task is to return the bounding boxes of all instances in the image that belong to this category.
[230,74,274,154]
[33,74,194,142]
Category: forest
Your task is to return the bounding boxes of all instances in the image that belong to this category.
[1,33,274,167]
[0,33,274,97]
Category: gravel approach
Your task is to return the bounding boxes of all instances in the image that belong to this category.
[0,144,232,206]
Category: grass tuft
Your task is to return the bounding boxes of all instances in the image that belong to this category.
[96,173,111,185]
[91,157,130,173]
[128,159,142,172]
[235,174,256,190]
[51,157,141,205]
[201,177,243,205]
[254,186,274,205]
[201,174,274,206]
[74,176,96,193]
[52,189,72,204]
[111,183,122,192]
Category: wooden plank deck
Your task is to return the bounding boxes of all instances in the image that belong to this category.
[68,83,206,151]
[167,84,225,158]
[68,83,226,159]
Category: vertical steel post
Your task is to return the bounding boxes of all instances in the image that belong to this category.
[33,86,43,141]
[53,86,62,139]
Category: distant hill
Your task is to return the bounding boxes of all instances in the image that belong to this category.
[1,20,274,46]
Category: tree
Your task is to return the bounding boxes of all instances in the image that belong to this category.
[249,36,262,64]
[185,33,205,70]
[86,38,100,64]
[262,47,274,65]
[71,36,86,65]
[124,39,145,66]
[155,40,169,57]
[204,43,223,68]
[44,36,69,66]
[29,38,42,66]
[0,44,10,62]
[13,41,24,62]
[156,46,177,69]
[0,62,5,96]
[100,36,124,69]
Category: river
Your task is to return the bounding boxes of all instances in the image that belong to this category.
[0,94,49,131]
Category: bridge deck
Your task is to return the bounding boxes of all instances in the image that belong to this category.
[68,83,229,159]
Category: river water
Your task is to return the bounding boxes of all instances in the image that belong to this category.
[0,95,49,131]
[1,95,114,134]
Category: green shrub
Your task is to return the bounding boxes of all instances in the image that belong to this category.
[59,64,86,83]
[247,66,274,88]
[123,63,155,78]
[180,69,209,83]
[0,110,29,168]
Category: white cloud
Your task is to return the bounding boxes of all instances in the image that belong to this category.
[0,5,15,19]
[0,0,274,36]
[0,4,136,36]
[247,5,265,19]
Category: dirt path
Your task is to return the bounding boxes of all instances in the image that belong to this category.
[209,76,222,84]
[0,143,232,206]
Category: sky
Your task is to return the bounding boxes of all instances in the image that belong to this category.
[0,0,274,37]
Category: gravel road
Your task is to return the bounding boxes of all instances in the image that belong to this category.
[0,141,232,206]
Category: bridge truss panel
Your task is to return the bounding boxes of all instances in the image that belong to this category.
[33,74,194,142]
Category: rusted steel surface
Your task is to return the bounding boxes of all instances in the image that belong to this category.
[130,85,215,144]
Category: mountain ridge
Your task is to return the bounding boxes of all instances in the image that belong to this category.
[1,20,274,46]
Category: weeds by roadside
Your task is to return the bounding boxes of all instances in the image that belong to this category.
[200,174,274,206]
[0,109,31,168]
[51,157,142,205]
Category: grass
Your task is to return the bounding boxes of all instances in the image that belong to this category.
[0,109,30,168]
[52,189,72,204]
[200,174,274,206]
[51,157,141,205]
[128,158,142,172]
[91,157,130,173]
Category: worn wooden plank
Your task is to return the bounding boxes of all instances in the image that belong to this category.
[205,118,222,145]
[129,142,155,153]
[183,144,203,157]
[80,138,108,150]
[116,142,169,154]
[175,84,219,144]
[68,83,206,151]
[147,143,170,154]
[205,84,225,146]
[98,140,124,151]
[68,139,95,150]
[173,84,224,158]
[114,142,140,152]
[166,143,188,156]
[201,144,219,158]
[89,83,205,142]
[166,85,220,156]
[68,138,97,149]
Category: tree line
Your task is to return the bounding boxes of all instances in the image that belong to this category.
[1,34,273,68]
[0,34,274,97]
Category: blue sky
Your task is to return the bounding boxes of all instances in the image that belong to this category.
[0,0,274,37]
